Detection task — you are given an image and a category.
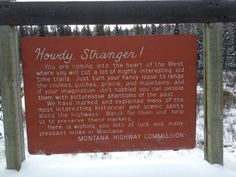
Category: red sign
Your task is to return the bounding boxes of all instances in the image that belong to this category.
[22,35,197,154]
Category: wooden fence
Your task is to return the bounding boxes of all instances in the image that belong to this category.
[0,0,234,170]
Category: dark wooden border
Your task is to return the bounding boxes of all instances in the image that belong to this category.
[1,1,236,25]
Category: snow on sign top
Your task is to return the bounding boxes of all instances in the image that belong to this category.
[21,35,197,154]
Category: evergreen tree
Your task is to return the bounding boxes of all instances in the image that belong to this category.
[174,23,180,34]
[19,26,29,38]
[39,25,46,36]
[156,24,164,35]
[64,25,72,36]
[144,24,151,35]
[114,25,119,35]
[29,25,39,36]
[223,23,234,71]
[50,25,57,36]
[114,25,123,36]
[95,24,105,36]
[124,28,129,36]
[232,23,236,70]
[151,24,157,35]
[86,25,92,36]
[134,24,144,35]
[81,25,88,36]
[162,24,174,35]
[81,25,92,36]
[196,24,204,84]
[56,25,72,36]
[57,25,66,36]
[72,25,80,36]
[104,26,111,36]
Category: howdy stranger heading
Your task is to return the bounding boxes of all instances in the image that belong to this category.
[34,47,145,64]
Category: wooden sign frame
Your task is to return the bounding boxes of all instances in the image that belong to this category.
[0,0,225,170]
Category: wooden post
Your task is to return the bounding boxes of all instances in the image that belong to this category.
[203,23,223,165]
[0,5,25,170]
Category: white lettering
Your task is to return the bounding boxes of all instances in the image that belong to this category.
[35,48,73,64]
[80,47,144,62]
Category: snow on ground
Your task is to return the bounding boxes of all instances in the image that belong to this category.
[1,149,236,177]
[224,108,236,147]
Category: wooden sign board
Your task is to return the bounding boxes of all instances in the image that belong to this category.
[22,35,197,154]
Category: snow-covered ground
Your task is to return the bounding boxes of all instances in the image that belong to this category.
[0,84,236,176]
[0,148,236,177]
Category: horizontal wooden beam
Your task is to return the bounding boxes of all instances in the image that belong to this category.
[0,1,236,25]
